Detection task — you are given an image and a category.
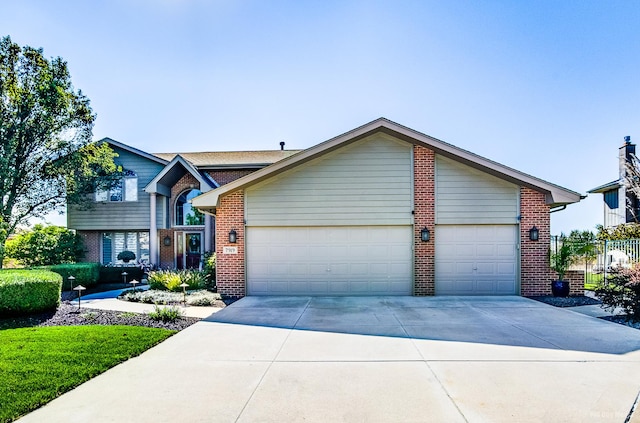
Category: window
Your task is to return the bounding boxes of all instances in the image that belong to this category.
[175,189,204,226]
[101,231,149,264]
[604,190,619,210]
[95,170,138,202]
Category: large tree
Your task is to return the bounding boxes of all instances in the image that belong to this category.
[0,36,120,266]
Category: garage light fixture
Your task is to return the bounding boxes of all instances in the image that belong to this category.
[163,235,171,246]
[529,226,539,241]
[420,227,430,242]
[229,229,237,243]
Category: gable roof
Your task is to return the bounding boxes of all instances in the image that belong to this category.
[192,118,582,212]
[152,150,301,168]
[144,155,217,196]
[99,137,169,165]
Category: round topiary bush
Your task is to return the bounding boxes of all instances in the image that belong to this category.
[117,250,136,263]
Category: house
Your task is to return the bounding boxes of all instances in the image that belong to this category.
[192,118,582,298]
[67,138,299,269]
[588,136,639,228]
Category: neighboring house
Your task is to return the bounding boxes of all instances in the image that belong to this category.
[193,118,582,298]
[588,136,639,228]
[67,138,299,269]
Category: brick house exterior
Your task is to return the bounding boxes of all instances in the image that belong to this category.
[194,118,582,298]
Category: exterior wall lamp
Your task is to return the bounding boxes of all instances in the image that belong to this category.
[163,235,171,246]
[229,229,237,243]
[420,227,430,242]
[529,226,539,241]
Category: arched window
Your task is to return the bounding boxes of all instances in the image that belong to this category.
[176,189,204,226]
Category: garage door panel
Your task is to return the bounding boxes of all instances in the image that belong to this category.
[247,226,412,295]
[436,225,517,295]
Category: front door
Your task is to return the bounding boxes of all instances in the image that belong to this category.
[176,232,203,269]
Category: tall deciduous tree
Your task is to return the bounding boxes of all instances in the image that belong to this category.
[0,36,120,266]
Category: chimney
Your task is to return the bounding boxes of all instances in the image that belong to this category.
[619,136,635,180]
[279,141,285,151]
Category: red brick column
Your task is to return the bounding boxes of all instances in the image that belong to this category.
[520,188,551,295]
[215,190,245,298]
[77,231,101,263]
[414,146,436,296]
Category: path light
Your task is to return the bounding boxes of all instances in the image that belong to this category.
[73,285,86,310]
[67,275,75,292]
[130,279,140,292]
[122,271,128,285]
[180,282,189,306]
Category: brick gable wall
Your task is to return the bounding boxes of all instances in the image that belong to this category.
[207,170,255,186]
[414,146,436,296]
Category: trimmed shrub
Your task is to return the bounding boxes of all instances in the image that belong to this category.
[148,270,206,292]
[0,269,62,316]
[596,265,640,321]
[117,250,136,262]
[99,266,144,284]
[48,263,100,289]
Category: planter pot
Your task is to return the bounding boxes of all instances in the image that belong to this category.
[551,280,570,297]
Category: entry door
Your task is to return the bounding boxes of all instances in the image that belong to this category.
[176,232,203,269]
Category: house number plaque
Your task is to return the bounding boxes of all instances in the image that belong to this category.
[223,246,238,255]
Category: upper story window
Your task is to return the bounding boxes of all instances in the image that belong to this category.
[96,170,138,202]
[176,189,204,226]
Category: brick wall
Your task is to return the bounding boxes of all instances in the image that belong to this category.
[520,188,552,296]
[215,190,245,298]
[158,228,175,269]
[414,146,436,296]
[77,231,101,263]
[207,170,255,186]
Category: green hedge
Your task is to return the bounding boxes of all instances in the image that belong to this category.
[0,269,62,316]
[99,266,144,284]
[48,263,100,289]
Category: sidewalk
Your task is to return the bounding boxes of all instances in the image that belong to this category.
[72,287,222,319]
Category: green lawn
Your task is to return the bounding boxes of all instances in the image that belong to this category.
[0,325,175,423]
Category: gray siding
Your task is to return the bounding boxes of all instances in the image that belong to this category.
[68,147,165,230]
[435,155,519,224]
[245,134,412,226]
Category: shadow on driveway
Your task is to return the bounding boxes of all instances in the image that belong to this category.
[205,296,640,355]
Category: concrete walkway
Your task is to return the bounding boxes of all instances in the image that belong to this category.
[18,296,640,423]
[74,286,222,319]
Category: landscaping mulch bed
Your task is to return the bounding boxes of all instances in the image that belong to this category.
[601,315,640,330]
[527,295,602,308]
[0,302,200,331]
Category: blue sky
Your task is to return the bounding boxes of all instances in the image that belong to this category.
[2,0,639,234]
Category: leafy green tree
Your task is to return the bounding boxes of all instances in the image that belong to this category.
[596,223,640,240]
[5,224,84,266]
[0,36,120,266]
[565,230,597,282]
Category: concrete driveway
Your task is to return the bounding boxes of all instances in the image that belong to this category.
[18,296,640,423]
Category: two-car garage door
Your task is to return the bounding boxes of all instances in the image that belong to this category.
[246,226,413,296]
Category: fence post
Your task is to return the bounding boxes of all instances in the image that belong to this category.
[603,239,608,280]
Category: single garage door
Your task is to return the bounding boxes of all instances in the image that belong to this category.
[435,225,518,295]
[247,226,412,295]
